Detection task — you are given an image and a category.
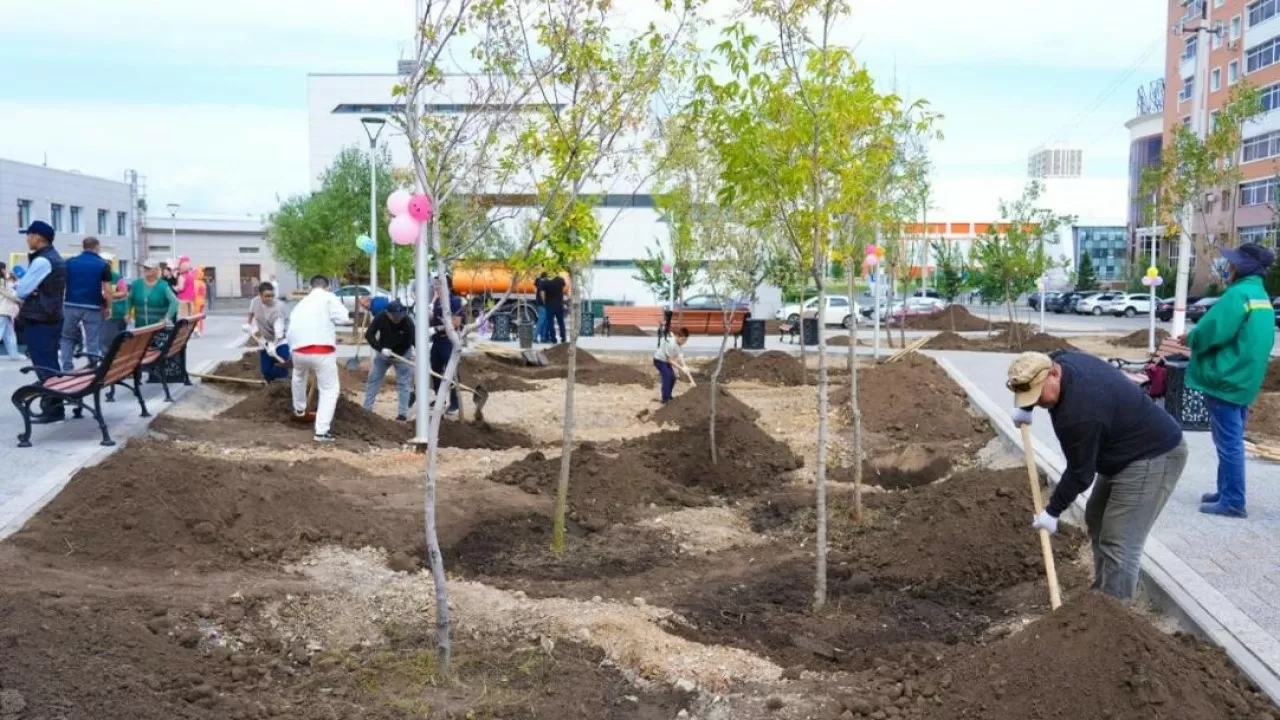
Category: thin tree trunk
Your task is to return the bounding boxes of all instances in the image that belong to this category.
[814,251,829,610]
[552,270,581,554]
[710,308,732,465]
[425,219,453,671]
[846,259,863,523]
[845,260,856,376]
[1005,290,1020,350]
[797,283,808,384]
[897,265,906,351]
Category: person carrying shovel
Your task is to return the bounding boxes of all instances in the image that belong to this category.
[286,275,351,442]
[653,326,693,404]
[244,281,290,382]
[1008,351,1188,601]
[363,300,415,421]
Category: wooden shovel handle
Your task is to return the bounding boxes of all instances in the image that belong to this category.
[1021,424,1063,610]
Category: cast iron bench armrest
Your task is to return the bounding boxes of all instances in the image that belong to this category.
[18,365,65,376]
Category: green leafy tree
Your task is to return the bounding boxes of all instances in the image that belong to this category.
[696,0,924,608]
[971,181,1073,348]
[1075,252,1099,291]
[931,240,967,330]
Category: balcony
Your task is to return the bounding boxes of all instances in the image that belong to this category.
[1246,12,1280,53]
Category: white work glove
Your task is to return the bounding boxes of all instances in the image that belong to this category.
[1011,408,1034,427]
[240,323,255,336]
[380,348,394,359]
[1032,510,1059,534]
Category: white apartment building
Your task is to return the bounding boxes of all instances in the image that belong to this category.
[2,159,138,275]
[140,215,296,300]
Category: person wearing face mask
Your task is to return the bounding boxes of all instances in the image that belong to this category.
[1182,243,1277,519]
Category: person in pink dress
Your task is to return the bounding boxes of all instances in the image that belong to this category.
[192,266,208,335]
[174,256,198,318]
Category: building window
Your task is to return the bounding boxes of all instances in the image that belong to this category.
[50,204,63,231]
[1179,76,1195,102]
[1249,0,1279,26]
[1242,130,1280,162]
[117,212,127,236]
[16,199,31,229]
[1230,59,1241,84]
[1217,0,1225,7]
[69,206,82,233]
[97,209,108,234]
[1239,225,1279,245]
[149,245,171,255]
[1184,35,1198,62]
[1239,177,1279,205]
[238,247,260,254]
[1214,20,1225,48]
[1246,36,1280,73]
[1212,67,1222,91]
[1222,188,1233,211]
[1211,110,1221,130]
[1233,15,1243,39]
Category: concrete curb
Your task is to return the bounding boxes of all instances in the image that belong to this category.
[0,355,225,541]
[932,354,1280,705]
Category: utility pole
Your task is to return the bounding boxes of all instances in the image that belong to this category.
[1172,0,1217,337]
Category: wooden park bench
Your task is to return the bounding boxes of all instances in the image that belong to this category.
[105,315,202,404]
[777,321,799,344]
[11,322,165,448]
[601,306,665,337]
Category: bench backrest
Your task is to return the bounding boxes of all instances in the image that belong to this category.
[99,323,166,387]
[163,315,202,359]
[670,309,745,334]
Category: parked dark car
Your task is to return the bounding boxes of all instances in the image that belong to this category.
[1029,291,1060,311]
[1049,292,1082,313]
[1155,296,1200,322]
[678,294,750,312]
[1186,296,1220,324]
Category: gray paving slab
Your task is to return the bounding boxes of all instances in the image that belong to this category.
[0,316,247,539]
[931,348,1280,701]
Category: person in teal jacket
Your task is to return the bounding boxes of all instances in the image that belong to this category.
[1185,243,1277,519]
[126,260,180,327]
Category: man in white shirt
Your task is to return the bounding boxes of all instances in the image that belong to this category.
[285,275,351,442]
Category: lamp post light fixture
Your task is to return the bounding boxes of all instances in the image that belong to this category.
[165,202,180,265]
[361,117,387,303]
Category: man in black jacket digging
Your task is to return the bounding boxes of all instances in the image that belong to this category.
[362,300,415,421]
[1008,351,1188,601]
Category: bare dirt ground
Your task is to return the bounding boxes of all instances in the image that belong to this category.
[0,347,1273,720]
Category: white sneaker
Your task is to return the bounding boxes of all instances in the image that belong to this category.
[445,410,459,420]
[314,432,335,443]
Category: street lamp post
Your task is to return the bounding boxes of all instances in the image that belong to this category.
[361,117,387,303]
[165,203,180,263]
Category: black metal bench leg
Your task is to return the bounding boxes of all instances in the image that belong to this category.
[13,396,34,448]
[132,370,151,417]
[91,391,114,447]
[160,374,174,403]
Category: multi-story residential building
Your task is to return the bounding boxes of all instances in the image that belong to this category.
[1165,0,1280,290]
[1027,146,1084,179]
[1074,226,1130,285]
[1127,80,1167,270]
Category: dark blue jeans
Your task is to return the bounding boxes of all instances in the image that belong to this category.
[430,339,460,412]
[545,304,566,344]
[654,358,676,403]
[535,306,548,343]
[24,321,63,415]
[259,343,291,382]
[1207,396,1248,509]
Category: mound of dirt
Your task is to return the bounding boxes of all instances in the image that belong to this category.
[923,330,1077,354]
[1020,331,1077,352]
[626,416,803,497]
[718,349,806,386]
[833,353,992,446]
[922,330,971,350]
[475,372,540,392]
[438,420,533,450]
[1249,393,1280,443]
[477,346,652,386]
[544,343,599,366]
[486,445,705,529]
[605,323,650,337]
[11,442,422,570]
[1262,359,1280,393]
[1112,327,1170,348]
[901,305,991,332]
[208,354,262,382]
[219,383,413,447]
[926,592,1276,720]
[648,385,759,428]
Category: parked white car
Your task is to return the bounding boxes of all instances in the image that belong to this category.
[1104,293,1156,317]
[774,296,860,328]
[334,285,391,312]
[1075,291,1123,316]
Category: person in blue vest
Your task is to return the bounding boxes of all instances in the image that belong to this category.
[15,221,68,422]
[60,236,113,371]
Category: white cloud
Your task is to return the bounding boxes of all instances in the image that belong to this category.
[0,102,309,215]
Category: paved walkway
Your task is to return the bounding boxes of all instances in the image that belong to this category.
[0,316,246,539]
[932,349,1280,701]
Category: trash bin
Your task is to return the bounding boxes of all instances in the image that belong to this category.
[1163,360,1211,431]
[517,320,534,349]
[579,311,595,338]
[801,317,819,346]
[742,318,766,350]
[491,312,512,342]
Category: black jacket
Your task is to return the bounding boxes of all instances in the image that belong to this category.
[18,245,66,325]
[365,312,415,356]
[1046,351,1183,516]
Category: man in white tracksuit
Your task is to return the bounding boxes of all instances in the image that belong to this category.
[286,275,351,442]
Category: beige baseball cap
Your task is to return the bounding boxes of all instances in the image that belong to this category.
[1007,352,1053,408]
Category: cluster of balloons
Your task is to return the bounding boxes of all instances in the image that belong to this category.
[387,189,434,246]
[1141,266,1164,287]
[864,244,886,267]
[354,234,375,254]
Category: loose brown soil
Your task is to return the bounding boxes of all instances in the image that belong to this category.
[717,349,806,386]
[437,419,534,450]
[1248,393,1280,444]
[833,353,993,446]
[647,385,760,428]
[208,353,262,382]
[10,442,423,571]
[605,323,651,337]
[625,415,803,497]
[924,330,1078,353]
[1113,327,1171,348]
[479,345,653,386]
[901,305,991,332]
[1263,359,1280,393]
[219,383,413,448]
[925,591,1275,720]
[475,372,540,392]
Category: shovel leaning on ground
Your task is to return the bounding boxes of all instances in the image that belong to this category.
[387,352,489,423]
[1020,423,1063,610]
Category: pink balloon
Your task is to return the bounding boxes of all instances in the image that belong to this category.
[407,194,433,222]
[389,215,421,246]
[386,190,412,217]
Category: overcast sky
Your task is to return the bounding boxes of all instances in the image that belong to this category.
[0,0,1165,219]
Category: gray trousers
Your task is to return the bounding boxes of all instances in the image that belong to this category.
[1086,439,1189,601]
